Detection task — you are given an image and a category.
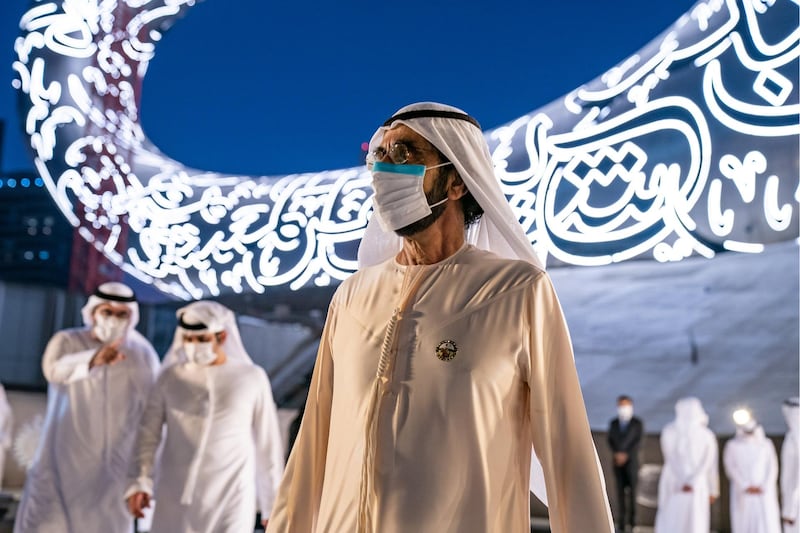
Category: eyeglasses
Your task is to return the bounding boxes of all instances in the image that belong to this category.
[366,142,416,170]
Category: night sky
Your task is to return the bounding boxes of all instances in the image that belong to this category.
[1,0,697,176]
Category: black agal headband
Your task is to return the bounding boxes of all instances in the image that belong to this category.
[383,109,481,130]
[93,288,136,303]
[179,314,208,331]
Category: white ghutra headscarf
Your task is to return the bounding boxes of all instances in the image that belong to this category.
[161,300,252,367]
[358,102,544,270]
[784,397,799,436]
[80,281,140,330]
[79,281,152,347]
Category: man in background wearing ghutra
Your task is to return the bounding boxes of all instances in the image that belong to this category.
[15,282,160,533]
[126,300,284,532]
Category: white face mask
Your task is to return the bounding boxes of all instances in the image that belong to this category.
[370,161,450,232]
[617,404,634,422]
[93,315,128,343]
[184,342,217,366]
[740,419,758,435]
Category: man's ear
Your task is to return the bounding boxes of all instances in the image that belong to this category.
[216,330,228,345]
[448,172,468,200]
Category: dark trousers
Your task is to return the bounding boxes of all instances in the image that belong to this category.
[613,462,637,528]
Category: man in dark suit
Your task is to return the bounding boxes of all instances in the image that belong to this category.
[608,394,644,531]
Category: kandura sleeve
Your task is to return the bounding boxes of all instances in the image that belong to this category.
[764,440,779,488]
[781,438,800,521]
[253,368,285,519]
[266,302,336,533]
[705,432,720,497]
[526,273,614,533]
[666,432,697,486]
[659,428,673,474]
[723,441,746,489]
[142,343,160,383]
[123,339,161,409]
[42,331,96,384]
[0,390,12,449]
[125,374,166,498]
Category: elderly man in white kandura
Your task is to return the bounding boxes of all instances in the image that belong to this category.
[126,300,284,533]
[267,102,613,533]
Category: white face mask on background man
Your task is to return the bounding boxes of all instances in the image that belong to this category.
[93,315,128,343]
[184,341,218,366]
[370,161,450,232]
[741,418,758,435]
[617,404,634,422]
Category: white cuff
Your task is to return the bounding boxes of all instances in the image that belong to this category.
[49,349,96,383]
[124,477,154,500]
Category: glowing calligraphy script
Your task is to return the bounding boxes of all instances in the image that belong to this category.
[12,0,799,299]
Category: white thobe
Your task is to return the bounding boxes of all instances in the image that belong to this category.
[724,431,781,533]
[654,421,719,533]
[267,244,613,533]
[782,429,799,533]
[0,384,12,489]
[14,327,159,533]
[128,360,284,533]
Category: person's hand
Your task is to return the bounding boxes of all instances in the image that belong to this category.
[613,452,628,466]
[710,495,717,504]
[126,491,150,518]
[745,486,763,494]
[261,518,269,529]
[90,338,126,369]
[783,517,796,525]
[681,484,693,492]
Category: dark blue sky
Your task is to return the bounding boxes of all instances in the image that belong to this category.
[1,0,697,176]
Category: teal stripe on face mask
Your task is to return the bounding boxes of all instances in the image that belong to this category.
[370,161,426,176]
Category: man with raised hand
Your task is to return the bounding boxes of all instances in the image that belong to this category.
[15,282,160,533]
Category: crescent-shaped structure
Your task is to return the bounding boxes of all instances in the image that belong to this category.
[12,0,799,302]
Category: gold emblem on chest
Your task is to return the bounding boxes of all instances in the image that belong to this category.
[435,339,458,361]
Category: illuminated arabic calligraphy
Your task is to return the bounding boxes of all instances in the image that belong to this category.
[12,0,799,298]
